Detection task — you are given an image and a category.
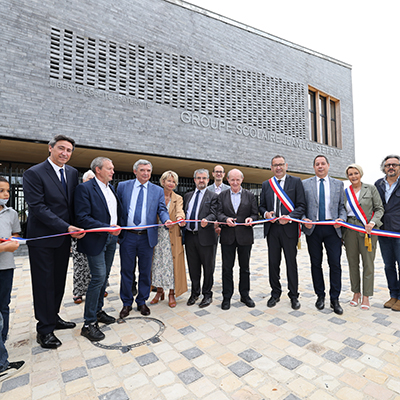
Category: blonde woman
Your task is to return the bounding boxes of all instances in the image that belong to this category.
[343,164,384,310]
[150,171,187,307]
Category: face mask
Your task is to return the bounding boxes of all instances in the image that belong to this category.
[0,198,9,206]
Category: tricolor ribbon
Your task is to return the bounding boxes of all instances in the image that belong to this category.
[269,177,294,212]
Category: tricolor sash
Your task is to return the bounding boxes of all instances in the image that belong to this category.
[345,186,372,251]
[269,176,294,213]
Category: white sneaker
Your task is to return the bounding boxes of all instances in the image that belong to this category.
[0,361,25,382]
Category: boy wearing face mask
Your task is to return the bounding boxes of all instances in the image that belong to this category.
[0,176,25,382]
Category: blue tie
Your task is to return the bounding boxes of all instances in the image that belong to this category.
[60,168,67,194]
[319,178,326,221]
[189,190,200,231]
[134,184,144,226]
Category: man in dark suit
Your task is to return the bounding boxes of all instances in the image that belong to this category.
[74,157,122,341]
[117,159,171,318]
[184,169,218,308]
[375,154,400,311]
[259,155,306,310]
[218,168,258,310]
[302,155,346,315]
[23,135,84,349]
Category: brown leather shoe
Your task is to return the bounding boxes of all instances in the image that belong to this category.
[392,299,400,311]
[119,305,132,319]
[137,304,150,316]
[384,298,397,308]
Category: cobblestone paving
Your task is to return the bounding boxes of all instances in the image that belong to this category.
[2,236,400,399]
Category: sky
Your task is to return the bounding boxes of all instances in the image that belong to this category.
[186,0,400,183]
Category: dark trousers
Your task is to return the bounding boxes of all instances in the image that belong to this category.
[28,237,71,335]
[0,269,14,342]
[306,225,342,300]
[185,232,215,298]
[221,240,252,300]
[120,232,153,307]
[267,223,299,300]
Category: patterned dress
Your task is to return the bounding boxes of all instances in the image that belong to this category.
[71,238,91,297]
[151,201,175,290]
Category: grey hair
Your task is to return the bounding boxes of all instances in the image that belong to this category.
[133,159,152,172]
[90,157,112,173]
[82,170,95,182]
[193,169,209,178]
[48,134,75,150]
[380,154,400,173]
[227,168,244,179]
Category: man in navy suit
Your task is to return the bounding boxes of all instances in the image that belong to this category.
[23,135,85,349]
[117,160,172,318]
[75,157,122,341]
[302,155,346,315]
[375,155,400,311]
[259,155,306,310]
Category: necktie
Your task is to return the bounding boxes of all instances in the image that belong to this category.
[275,179,281,217]
[189,190,200,231]
[60,168,67,194]
[319,178,326,221]
[134,184,144,226]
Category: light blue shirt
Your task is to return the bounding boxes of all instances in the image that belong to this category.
[230,188,242,213]
[384,176,400,203]
[127,180,148,226]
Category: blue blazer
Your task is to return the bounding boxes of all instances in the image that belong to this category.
[23,159,78,247]
[117,179,169,248]
[302,176,346,238]
[74,178,122,256]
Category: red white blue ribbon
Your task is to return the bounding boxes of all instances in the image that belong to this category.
[345,186,368,226]
[269,177,294,213]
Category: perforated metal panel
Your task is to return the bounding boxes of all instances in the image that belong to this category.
[50,27,306,139]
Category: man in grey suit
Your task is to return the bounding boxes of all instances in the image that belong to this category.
[302,155,346,314]
[184,169,218,308]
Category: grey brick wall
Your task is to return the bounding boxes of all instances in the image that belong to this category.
[0,0,354,178]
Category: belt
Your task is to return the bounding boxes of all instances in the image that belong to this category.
[186,230,198,235]
[128,230,147,235]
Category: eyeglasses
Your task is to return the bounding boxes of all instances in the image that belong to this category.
[272,163,285,168]
[384,163,400,168]
[214,171,224,174]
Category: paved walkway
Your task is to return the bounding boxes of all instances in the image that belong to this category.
[2,236,400,400]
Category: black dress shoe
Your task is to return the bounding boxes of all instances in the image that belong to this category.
[37,332,62,349]
[267,296,280,308]
[55,318,76,330]
[330,299,343,315]
[137,304,151,316]
[221,298,231,310]
[291,298,301,310]
[315,296,325,310]
[119,305,132,319]
[187,295,199,306]
[199,297,212,308]
[97,310,116,325]
[81,322,105,341]
[240,297,255,308]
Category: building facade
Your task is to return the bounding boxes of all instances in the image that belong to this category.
[0,0,354,207]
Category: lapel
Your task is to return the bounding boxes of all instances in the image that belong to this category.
[311,176,318,203]
[92,178,108,210]
[329,177,338,204]
[44,160,67,200]
[125,179,135,208]
[146,182,153,214]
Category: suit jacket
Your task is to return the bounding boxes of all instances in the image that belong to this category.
[183,189,218,246]
[344,183,384,236]
[23,159,78,247]
[259,174,306,238]
[117,179,169,248]
[375,177,400,232]
[207,182,230,193]
[74,178,122,256]
[302,176,346,238]
[218,188,258,246]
